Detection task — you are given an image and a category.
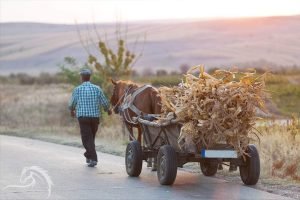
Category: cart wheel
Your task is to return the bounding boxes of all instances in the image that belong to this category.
[157,145,177,185]
[239,144,260,185]
[125,141,143,177]
[200,159,218,176]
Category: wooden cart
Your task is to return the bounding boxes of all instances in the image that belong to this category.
[125,117,260,185]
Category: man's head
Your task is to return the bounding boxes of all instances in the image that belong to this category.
[80,69,92,82]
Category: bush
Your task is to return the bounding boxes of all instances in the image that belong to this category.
[59,57,106,92]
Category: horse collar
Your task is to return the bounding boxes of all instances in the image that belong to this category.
[120,85,153,116]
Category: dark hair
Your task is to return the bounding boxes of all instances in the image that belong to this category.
[81,74,91,82]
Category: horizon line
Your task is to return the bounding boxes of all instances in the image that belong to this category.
[1,14,299,25]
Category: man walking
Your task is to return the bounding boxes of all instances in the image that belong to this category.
[69,69,111,167]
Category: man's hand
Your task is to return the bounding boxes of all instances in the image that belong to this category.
[107,109,112,116]
[71,110,76,118]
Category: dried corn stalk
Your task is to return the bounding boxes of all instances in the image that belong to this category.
[159,66,267,156]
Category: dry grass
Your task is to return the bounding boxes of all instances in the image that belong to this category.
[257,119,300,181]
[0,84,73,129]
[0,83,127,156]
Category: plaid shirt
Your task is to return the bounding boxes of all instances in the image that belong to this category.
[68,81,109,118]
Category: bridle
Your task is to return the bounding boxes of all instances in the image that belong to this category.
[111,84,159,126]
[111,85,133,114]
[111,84,140,125]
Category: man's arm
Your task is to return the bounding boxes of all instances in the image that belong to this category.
[68,88,77,117]
[98,89,110,114]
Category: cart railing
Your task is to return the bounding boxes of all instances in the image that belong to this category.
[132,116,180,127]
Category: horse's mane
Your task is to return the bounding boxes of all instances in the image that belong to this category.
[118,80,140,88]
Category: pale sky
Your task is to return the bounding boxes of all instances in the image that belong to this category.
[1,0,300,24]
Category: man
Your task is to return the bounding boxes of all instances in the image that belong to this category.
[69,69,111,167]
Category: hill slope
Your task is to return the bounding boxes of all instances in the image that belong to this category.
[1,16,300,74]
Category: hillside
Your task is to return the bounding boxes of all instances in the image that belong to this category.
[1,16,300,75]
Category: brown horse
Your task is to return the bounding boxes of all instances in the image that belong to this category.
[110,79,162,143]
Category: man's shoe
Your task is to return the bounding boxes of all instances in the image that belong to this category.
[86,158,91,164]
[88,160,97,167]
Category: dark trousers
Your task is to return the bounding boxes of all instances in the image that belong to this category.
[78,117,99,162]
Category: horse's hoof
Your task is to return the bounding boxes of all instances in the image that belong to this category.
[151,167,157,171]
[151,164,157,171]
[147,160,152,168]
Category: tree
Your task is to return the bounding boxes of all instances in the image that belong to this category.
[61,22,145,97]
[87,39,136,80]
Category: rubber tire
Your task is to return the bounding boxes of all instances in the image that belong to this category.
[157,145,177,185]
[200,159,218,176]
[239,144,260,185]
[125,141,143,177]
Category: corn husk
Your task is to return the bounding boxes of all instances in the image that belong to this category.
[159,66,267,156]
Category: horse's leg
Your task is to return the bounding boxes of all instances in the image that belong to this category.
[138,125,153,168]
[137,125,153,168]
[147,158,153,168]
[137,126,142,143]
[126,124,134,141]
[152,157,157,171]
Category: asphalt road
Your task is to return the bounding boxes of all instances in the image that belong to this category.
[0,135,293,200]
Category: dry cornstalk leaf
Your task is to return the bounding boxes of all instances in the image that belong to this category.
[159,66,267,156]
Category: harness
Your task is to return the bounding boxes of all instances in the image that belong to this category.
[119,85,160,124]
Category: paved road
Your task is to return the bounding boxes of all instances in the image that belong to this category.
[0,135,293,200]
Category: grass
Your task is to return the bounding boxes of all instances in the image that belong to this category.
[267,84,300,116]
[257,119,300,181]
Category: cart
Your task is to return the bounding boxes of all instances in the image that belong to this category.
[125,116,260,186]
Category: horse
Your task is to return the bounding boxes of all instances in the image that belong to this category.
[110,79,162,170]
[110,79,162,142]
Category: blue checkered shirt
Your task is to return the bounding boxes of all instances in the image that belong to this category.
[68,82,109,118]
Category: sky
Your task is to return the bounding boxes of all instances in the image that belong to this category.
[1,0,300,24]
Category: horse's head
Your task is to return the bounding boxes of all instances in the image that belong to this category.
[111,79,139,114]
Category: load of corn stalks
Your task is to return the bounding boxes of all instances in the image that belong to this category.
[159,66,267,156]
